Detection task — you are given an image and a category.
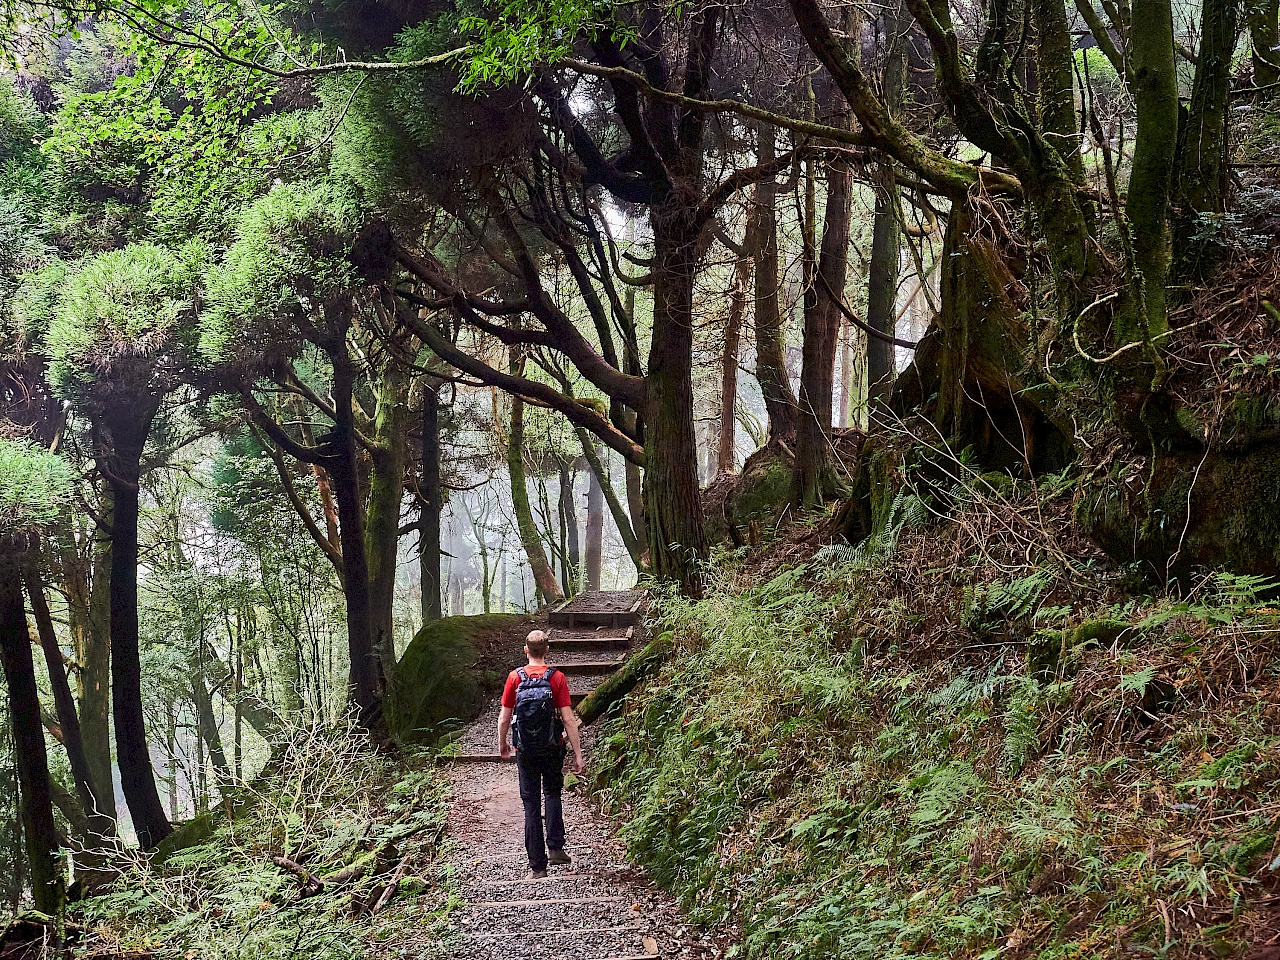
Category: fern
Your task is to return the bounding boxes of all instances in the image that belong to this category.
[1002,679,1043,776]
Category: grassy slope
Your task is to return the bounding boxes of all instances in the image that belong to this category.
[596,481,1280,959]
[76,724,453,960]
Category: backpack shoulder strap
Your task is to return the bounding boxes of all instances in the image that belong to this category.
[516,667,529,683]
[543,667,557,682]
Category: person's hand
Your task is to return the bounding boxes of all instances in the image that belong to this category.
[573,752,585,774]
[500,742,514,760]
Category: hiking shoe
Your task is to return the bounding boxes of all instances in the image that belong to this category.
[526,868,548,880]
[547,849,572,867]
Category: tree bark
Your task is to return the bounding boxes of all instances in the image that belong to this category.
[97,405,172,850]
[77,500,115,824]
[574,425,644,571]
[717,224,755,477]
[585,455,605,590]
[1177,0,1243,215]
[795,145,854,508]
[753,125,798,442]
[419,382,443,625]
[1125,0,1179,341]
[557,460,580,594]
[1249,0,1280,86]
[24,564,114,842]
[644,200,711,598]
[190,668,231,790]
[365,359,411,683]
[0,567,65,916]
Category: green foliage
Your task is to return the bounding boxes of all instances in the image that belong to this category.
[203,182,362,359]
[599,553,1280,959]
[458,0,631,89]
[45,240,207,396]
[0,440,73,533]
[78,723,451,960]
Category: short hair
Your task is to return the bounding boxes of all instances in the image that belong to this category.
[525,630,550,658]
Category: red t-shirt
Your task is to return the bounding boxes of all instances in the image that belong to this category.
[502,664,572,710]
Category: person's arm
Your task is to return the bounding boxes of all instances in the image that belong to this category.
[559,705,584,774]
[498,706,514,759]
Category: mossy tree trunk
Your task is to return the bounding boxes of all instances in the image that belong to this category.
[365,356,412,683]
[716,233,754,477]
[0,561,65,917]
[419,380,444,625]
[1248,0,1280,86]
[1177,0,1243,216]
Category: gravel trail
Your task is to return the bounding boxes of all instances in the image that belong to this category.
[438,630,730,960]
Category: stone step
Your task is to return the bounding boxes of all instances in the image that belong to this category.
[555,659,625,675]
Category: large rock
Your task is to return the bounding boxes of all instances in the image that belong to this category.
[385,614,527,745]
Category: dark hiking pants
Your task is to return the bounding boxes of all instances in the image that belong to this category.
[517,749,565,871]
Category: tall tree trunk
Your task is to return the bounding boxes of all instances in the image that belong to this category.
[1034,0,1086,180]
[867,3,909,395]
[717,231,754,476]
[419,382,443,625]
[1249,0,1280,85]
[24,564,114,842]
[557,461,580,594]
[190,669,230,790]
[99,408,172,850]
[365,360,411,683]
[795,144,854,507]
[574,426,644,570]
[324,349,382,725]
[1178,0,1243,215]
[622,290,649,566]
[753,125,798,443]
[585,458,604,591]
[76,501,115,824]
[1125,0,1179,342]
[0,565,65,916]
[644,202,710,598]
[508,387,563,605]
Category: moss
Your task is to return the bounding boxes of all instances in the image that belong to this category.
[384,614,523,745]
[151,811,218,864]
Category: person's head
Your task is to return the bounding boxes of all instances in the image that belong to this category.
[524,629,550,662]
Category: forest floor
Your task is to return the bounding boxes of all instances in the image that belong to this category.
[435,623,733,960]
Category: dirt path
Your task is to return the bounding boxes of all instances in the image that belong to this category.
[437,620,730,960]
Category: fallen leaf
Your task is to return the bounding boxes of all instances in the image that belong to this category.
[643,935,659,955]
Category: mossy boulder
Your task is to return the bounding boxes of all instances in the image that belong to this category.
[704,443,794,546]
[385,614,524,745]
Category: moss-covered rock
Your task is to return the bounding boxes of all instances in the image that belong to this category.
[385,614,524,745]
[704,443,795,546]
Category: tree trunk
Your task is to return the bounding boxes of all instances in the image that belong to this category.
[0,566,65,916]
[508,389,563,605]
[1249,0,1280,86]
[98,407,172,850]
[557,461,580,595]
[365,360,411,684]
[419,382,443,625]
[717,231,754,476]
[585,457,605,591]
[753,125,798,443]
[190,669,231,790]
[78,499,115,824]
[795,147,854,508]
[1125,0,1179,341]
[575,426,643,570]
[644,202,710,598]
[1177,0,1243,215]
[24,564,114,842]
[323,348,383,725]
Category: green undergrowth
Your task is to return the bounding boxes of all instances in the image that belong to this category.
[77,722,455,960]
[597,491,1280,959]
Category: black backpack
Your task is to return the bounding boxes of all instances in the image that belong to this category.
[512,667,564,758]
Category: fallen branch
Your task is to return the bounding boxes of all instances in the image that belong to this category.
[576,632,672,726]
[270,856,324,897]
[370,855,412,914]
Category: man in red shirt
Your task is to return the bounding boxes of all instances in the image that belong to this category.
[498,630,585,878]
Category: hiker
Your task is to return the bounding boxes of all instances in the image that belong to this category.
[498,629,585,878]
